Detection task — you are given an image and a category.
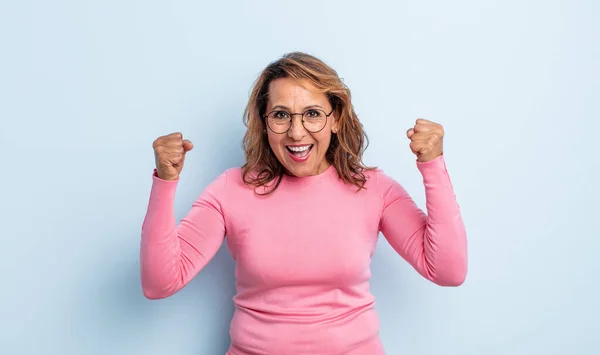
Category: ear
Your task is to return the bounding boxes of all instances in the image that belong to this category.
[331,117,340,134]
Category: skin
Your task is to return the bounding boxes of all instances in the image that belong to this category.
[153,132,194,180]
[406,118,444,163]
[152,82,445,181]
[265,78,339,177]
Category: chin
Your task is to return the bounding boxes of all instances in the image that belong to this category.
[278,153,316,177]
[285,158,329,177]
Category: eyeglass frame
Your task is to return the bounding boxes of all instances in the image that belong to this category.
[263,107,336,134]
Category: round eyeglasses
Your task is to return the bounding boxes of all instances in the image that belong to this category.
[264,108,335,134]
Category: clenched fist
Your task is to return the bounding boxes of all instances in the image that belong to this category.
[152,132,194,180]
[406,118,444,162]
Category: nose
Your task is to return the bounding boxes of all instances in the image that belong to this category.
[287,115,306,141]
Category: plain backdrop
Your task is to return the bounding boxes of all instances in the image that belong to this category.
[1,0,598,354]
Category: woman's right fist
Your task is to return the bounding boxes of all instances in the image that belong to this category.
[152,132,194,180]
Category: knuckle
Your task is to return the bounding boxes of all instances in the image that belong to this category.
[162,132,182,144]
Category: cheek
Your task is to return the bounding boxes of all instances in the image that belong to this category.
[314,132,332,151]
[267,134,284,153]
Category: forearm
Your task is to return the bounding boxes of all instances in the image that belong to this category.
[140,176,186,299]
[416,156,468,285]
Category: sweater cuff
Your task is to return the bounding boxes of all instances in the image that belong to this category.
[416,154,451,185]
[150,169,179,201]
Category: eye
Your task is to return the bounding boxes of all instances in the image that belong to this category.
[305,109,321,118]
[273,111,290,119]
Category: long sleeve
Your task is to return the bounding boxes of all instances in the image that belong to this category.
[377,155,467,286]
[140,170,228,299]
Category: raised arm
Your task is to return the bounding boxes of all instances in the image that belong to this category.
[140,133,228,299]
[377,119,467,286]
[377,156,467,286]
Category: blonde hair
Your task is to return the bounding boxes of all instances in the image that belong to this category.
[242,52,373,194]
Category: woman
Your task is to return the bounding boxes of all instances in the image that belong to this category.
[140,52,468,355]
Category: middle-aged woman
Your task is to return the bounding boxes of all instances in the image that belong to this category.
[140,51,468,355]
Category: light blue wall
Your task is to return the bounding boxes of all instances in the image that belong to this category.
[1,1,598,354]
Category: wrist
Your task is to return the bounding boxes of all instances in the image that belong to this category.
[154,169,179,181]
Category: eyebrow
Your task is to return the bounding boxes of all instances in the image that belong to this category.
[271,104,325,111]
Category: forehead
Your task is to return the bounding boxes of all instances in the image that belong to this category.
[267,78,327,107]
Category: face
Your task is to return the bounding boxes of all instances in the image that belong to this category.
[265,78,339,177]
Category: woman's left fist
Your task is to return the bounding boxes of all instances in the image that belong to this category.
[406,118,444,162]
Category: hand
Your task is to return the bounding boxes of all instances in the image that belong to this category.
[152,132,194,180]
[406,118,444,162]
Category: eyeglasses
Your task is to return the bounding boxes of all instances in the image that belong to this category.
[264,108,335,134]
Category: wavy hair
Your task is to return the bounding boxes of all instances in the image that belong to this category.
[241,52,373,194]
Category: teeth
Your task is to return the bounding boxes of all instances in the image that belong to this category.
[288,145,311,152]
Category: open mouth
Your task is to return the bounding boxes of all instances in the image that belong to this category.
[286,144,313,162]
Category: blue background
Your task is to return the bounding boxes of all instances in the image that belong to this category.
[1,1,598,354]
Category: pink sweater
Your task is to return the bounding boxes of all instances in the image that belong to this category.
[140,155,467,354]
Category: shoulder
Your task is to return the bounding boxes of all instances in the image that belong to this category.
[208,166,256,194]
[220,167,247,186]
[195,167,245,206]
[361,167,409,202]
[206,167,242,187]
[362,167,394,189]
